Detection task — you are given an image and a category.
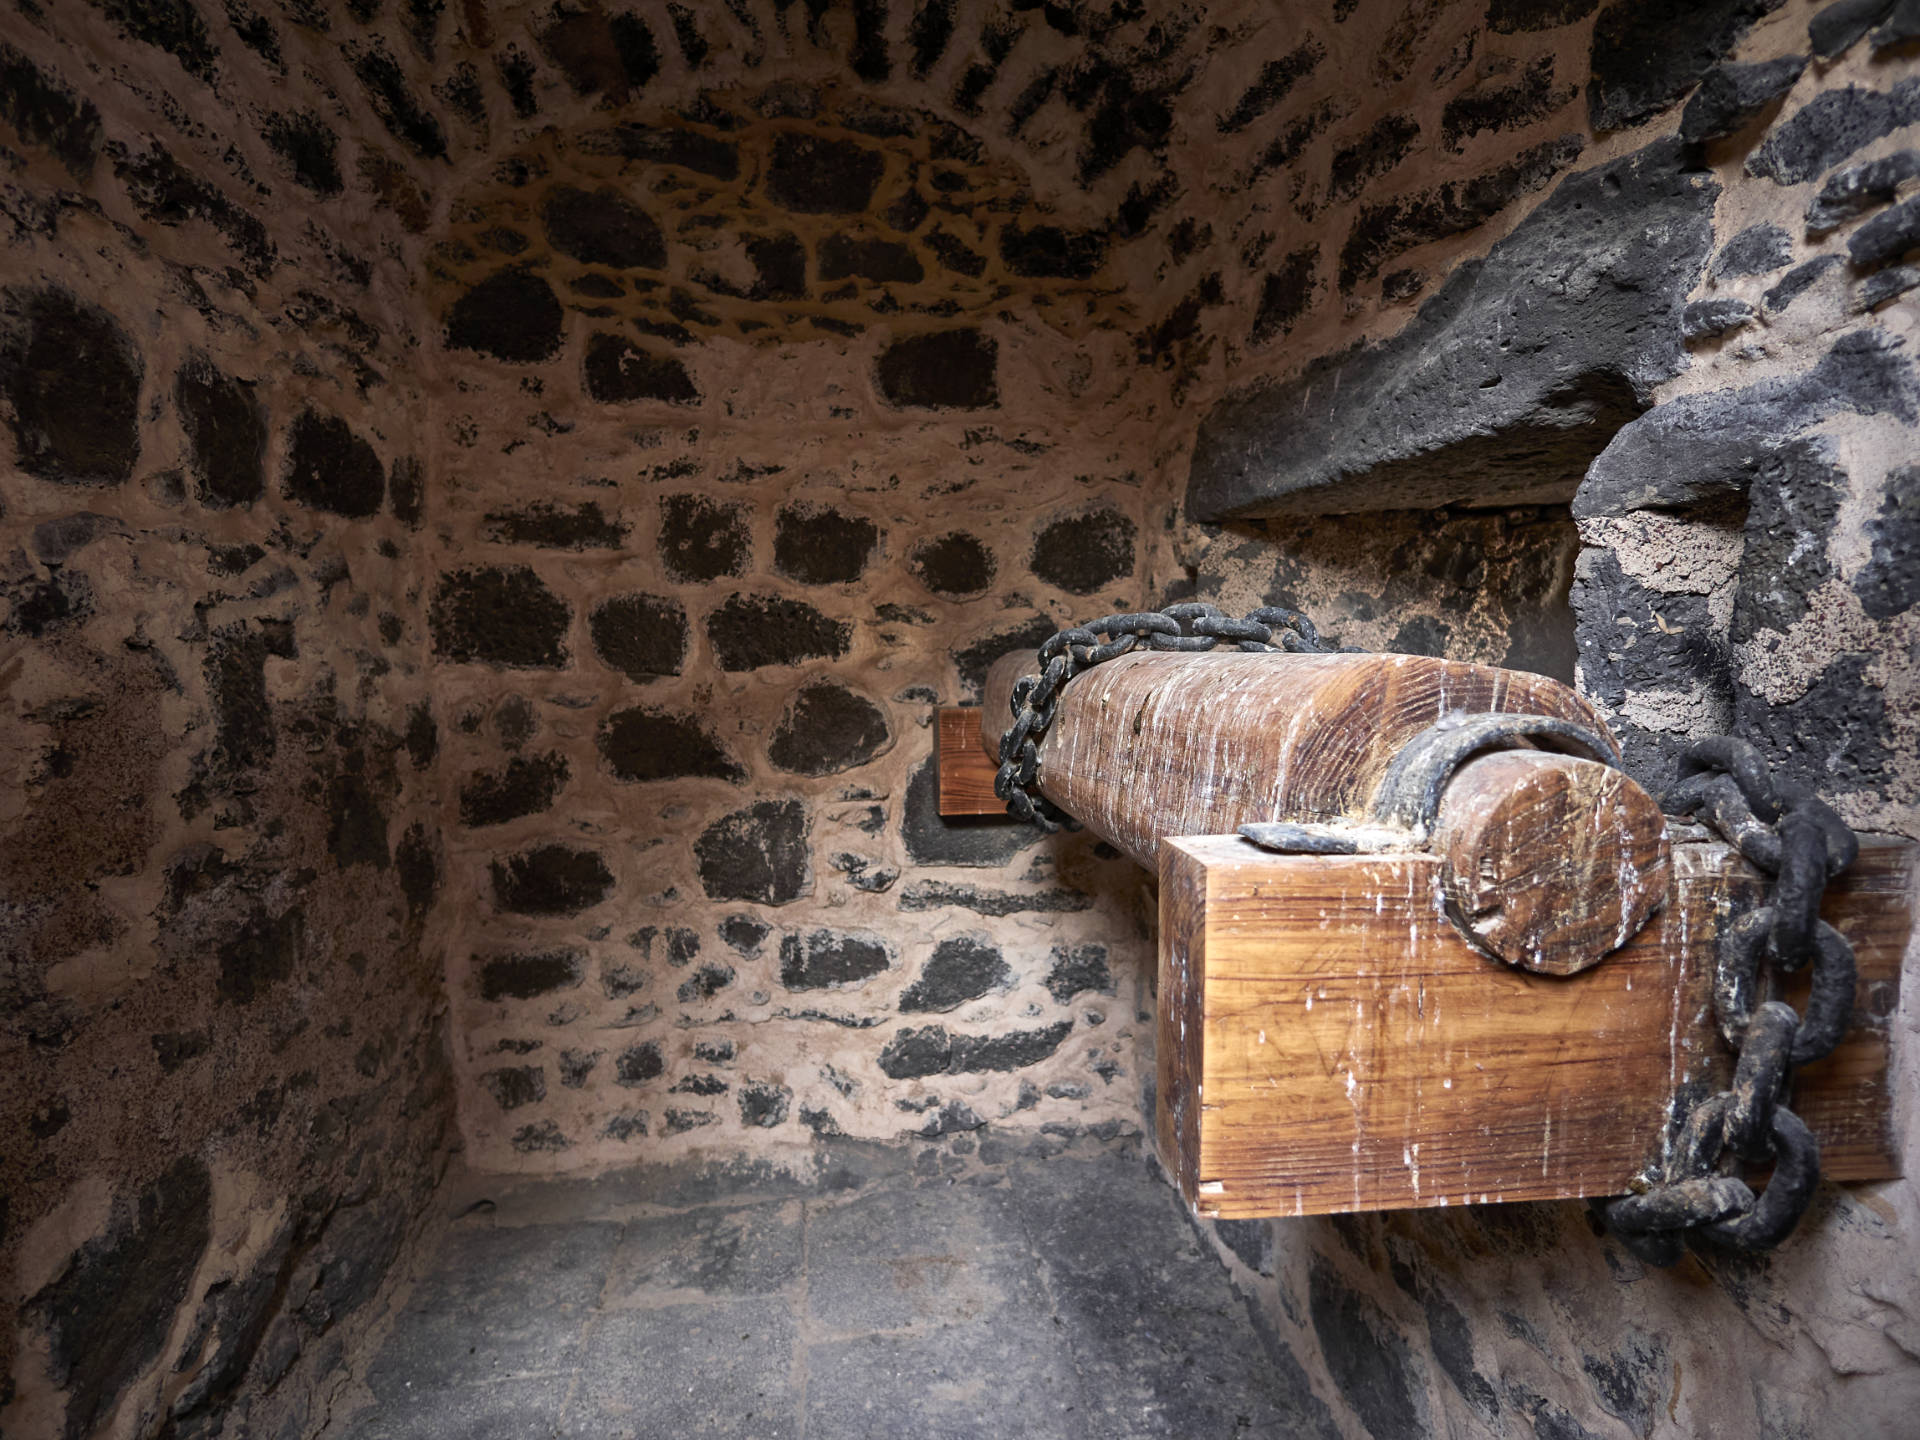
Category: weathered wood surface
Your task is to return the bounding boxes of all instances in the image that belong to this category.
[936,708,1004,816]
[1436,751,1670,975]
[1156,833,1910,1221]
[1031,651,1616,868]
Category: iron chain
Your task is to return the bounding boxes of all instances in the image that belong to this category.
[1604,737,1860,1265]
[993,602,1343,832]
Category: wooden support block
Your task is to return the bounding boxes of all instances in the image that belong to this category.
[936,708,1007,817]
[1156,833,1911,1220]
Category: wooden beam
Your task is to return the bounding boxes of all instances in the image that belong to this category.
[936,708,1007,817]
[1156,833,1910,1220]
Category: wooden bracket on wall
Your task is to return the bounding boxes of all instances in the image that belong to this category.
[935,707,1008,818]
[1156,833,1912,1220]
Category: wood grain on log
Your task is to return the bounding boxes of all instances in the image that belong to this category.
[1436,751,1670,975]
[1036,651,1616,868]
[1155,834,1910,1220]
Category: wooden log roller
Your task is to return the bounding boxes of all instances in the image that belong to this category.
[981,648,1669,976]
[933,647,1909,1221]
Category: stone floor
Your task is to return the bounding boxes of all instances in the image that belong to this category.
[326,1133,1334,1439]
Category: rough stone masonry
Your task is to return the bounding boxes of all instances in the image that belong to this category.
[0,2,1916,1440]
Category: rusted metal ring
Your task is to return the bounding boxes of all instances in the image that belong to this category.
[1368,711,1623,836]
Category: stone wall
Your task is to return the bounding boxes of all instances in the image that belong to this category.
[2,0,1916,1437]
[0,7,456,1439]
[422,81,1176,1169]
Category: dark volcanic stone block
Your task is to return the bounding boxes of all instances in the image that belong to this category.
[1044,944,1112,1002]
[0,286,142,486]
[1251,246,1320,345]
[875,329,997,409]
[431,566,572,668]
[952,1021,1073,1072]
[1849,194,1920,269]
[1856,462,1920,619]
[217,904,303,1004]
[739,1082,790,1127]
[877,1020,1073,1077]
[616,1040,665,1085]
[327,773,389,869]
[1332,114,1422,199]
[351,41,447,159]
[598,706,745,782]
[773,503,878,584]
[901,757,1039,866]
[1730,437,1844,644]
[1000,223,1108,280]
[1748,78,1920,186]
[477,947,585,1001]
[779,928,892,989]
[586,123,740,179]
[951,615,1057,700]
[207,622,272,769]
[283,409,384,517]
[1309,1258,1426,1440]
[1810,0,1899,57]
[743,231,808,300]
[1681,296,1756,341]
[676,964,735,1002]
[483,499,628,549]
[175,352,265,508]
[1216,39,1325,133]
[445,268,565,363]
[768,680,890,775]
[721,915,770,955]
[585,332,699,404]
[30,1156,211,1440]
[706,594,851,670]
[481,1065,546,1110]
[513,1121,570,1152]
[766,131,885,212]
[899,936,1009,1012]
[397,824,441,920]
[0,42,102,179]
[1712,223,1793,278]
[818,233,925,284]
[543,185,666,268]
[1807,151,1920,234]
[695,799,810,903]
[1764,255,1842,311]
[1029,507,1137,595]
[590,593,687,680]
[1678,56,1807,142]
[491,844,614,915]
[1587,0,1784,133]
[924,227,986,277]
[1488,0,1600,32]
[460,752,571,827]
[1856,263,1920,307]
[1577,328,1916,515]
[908,531,995,597]
[660,493,750,581]
[263,110,342,195]
[1190,139,1712,519]
[1876,0,1920,49]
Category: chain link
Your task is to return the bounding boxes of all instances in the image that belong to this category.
[1604,737,1860,1265]
[991,602,1343,831]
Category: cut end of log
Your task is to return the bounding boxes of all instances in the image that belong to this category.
[1435,750,1671,975]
